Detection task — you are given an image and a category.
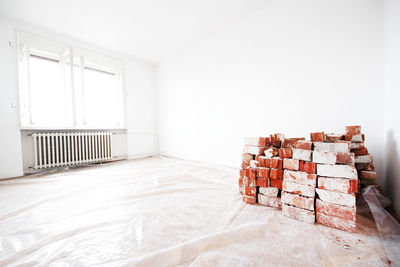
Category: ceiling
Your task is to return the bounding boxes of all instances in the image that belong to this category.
[0,0,268,63]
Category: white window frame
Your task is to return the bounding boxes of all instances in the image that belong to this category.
[16,29,126,130]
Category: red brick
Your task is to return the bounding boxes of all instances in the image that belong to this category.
[245,186,256,197]
[245,168,257,179]
[281,138,305,148]
[336,152,355,165]
[310,132,325,142]
[256,177,269,187]
[270,169,283,179]
[359,170,377,180]
[299,161,317,174]
[243,176,256,187]
[349,180,358,193]
[345,125,361,135]
[259,137,271,147]
[325,133,344,142]
[270,133,285,147]
[268,158,283,169]
[257,156,267,167]
[243,195,256,204]
[316,212,355,232]
[356,162,375,171]
[351,147,368,156]
[283,158,299,171]
[238,177,244,187]
[270,178,283,190]
[242,153,254,162]
[281,192,314,211]
[294,140,313,150]
[279,148,293,158]
[257,167,270,178]
[241,161,250,169]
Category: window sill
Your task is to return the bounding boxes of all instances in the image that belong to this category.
[20,127,128,131]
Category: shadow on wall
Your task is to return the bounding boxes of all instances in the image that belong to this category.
[384,130,400,216]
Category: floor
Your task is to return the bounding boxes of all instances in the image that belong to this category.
[0,157,390,266]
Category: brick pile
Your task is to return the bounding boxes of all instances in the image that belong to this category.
[256,134,285,208]
[346,126,378,189]
[312,130,358,232]
[281,139,317,224]
[238,126,377,232]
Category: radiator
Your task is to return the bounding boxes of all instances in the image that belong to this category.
[32,132,113,169]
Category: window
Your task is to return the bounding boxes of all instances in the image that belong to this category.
[17,30,125,129]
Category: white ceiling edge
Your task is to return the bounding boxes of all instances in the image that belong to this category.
[0,0,270,64]
[0,14,157,67]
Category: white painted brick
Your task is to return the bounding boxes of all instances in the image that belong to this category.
[350,142,365,149]
[281,192,314,211]
[283,170,317,187]
[316,188,356,207]
[317,176,357,194]
[355,154,372,163]
[264,147,275,158]
[259,187,279,197]
[283,180,315,197]
[282,204,315,224]
[312,151,337,164]
[350,134,363,142]
[244,137,260,146]
[258,194,281,208]
[243,145,260,155]
[250,160,259,169]
[313,142,350,153]
[292,149,312,161]
[317,164,358,179]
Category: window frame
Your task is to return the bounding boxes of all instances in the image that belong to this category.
[16,30,126,130]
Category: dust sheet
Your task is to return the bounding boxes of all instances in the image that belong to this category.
[0,157,391,266]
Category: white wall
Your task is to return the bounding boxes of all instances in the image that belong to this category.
[0,16,157,178]
[158,0,385,173]
[0,17,24,178]
[383,0,400,215]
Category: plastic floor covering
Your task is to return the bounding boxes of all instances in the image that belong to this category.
[0,157,391,266]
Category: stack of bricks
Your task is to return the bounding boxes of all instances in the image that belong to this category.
[255,133,286,208]
[312,130,359,232]
[239,137,268,205]
[239,134,295,208]
[346,126,378,189]
[281,139,317,224]
[238,126,376,232]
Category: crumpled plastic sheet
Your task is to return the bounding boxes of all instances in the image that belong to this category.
[362,186,400,266]
[0,157,391,266]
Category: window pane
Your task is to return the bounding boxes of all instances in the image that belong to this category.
[29,55,71,127]
[83,67,120,127]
